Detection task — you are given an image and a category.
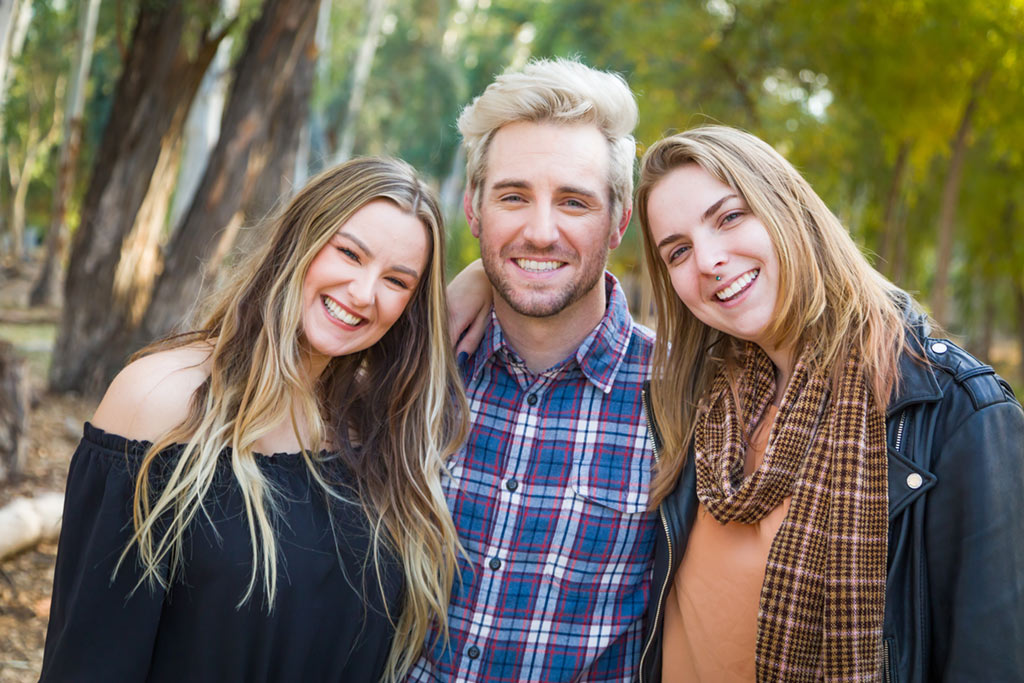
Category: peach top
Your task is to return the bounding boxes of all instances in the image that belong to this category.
[662,405,790,682]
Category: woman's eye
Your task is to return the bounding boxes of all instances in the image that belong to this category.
[565,198,586,209]
[501,194,525,203]
[337,246,358,261]
[386,276,409,289]
[668,245,690,263]
[722,211,743,225]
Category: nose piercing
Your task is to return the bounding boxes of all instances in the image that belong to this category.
[715,275,721,281]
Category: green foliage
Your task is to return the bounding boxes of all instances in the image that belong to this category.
[3,0,1022,368]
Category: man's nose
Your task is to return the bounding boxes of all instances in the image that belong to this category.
[521,204,559,248]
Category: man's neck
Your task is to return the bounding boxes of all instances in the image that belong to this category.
[492,279,608,374]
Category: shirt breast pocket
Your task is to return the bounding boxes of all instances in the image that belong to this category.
[571,441,651,515]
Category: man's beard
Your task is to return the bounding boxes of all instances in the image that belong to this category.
[480,241,609,318]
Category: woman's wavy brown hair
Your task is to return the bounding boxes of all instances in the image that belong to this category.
[636,126,906,507]
[118,156,468,681]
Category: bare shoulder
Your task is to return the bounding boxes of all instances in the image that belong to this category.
[91,345,214,441]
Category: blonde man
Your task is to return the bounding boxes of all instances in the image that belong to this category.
[407,58,658,682]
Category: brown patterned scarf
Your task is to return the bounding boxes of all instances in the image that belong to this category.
[694,343,888,681]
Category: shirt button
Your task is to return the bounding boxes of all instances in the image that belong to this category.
[931,342,948,354]
[505,478,519,492]
[526,393,538,406]
[489,557,502,570]
[906,473,923,489]
[467,645,480,659]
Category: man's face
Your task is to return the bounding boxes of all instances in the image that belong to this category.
[467,121,627,319]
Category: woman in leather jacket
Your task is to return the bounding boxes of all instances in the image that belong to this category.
[634,126,1024,682]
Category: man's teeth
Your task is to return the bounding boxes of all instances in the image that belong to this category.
[322,296,363,325]
[516,258,562,272]
[715,270,759,301]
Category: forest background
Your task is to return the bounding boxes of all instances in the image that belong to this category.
[0,0,1022,678]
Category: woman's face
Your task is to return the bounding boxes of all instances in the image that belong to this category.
[646,164,781,351]
[301,199,430,373]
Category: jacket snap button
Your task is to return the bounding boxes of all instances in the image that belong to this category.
[906,472,923,489]
[931,342,948,354]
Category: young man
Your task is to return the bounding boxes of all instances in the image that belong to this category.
[407,58,657,682]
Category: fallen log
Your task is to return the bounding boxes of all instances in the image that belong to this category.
[0,493,64,561]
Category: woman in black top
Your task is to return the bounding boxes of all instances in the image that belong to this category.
[40,157,468,682]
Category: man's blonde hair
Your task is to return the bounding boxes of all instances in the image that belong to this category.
[458,57,638,224]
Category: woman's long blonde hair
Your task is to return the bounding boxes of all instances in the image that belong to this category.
[636,126,906,507]
[118,157,468,681]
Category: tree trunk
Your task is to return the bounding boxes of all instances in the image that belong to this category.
[879,140,910,279]
[48,2,224,396]
[0,341,29,483]
[29,0,102,307]
[0,0,31,139]
[930,70,992,326]
[334,0,389,163]
[167,0,240,233]
[1015,277,1024,389]
[976,285,995,364]
[5,82,62,264]
[119,0,319,369]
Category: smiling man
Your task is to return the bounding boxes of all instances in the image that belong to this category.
[406,58,657,682]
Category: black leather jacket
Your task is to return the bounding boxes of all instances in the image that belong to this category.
[637,325,1024,682]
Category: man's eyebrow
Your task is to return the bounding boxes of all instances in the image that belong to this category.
[702,194,737,223]
[338,230,420,279]
[490,179,601,201]
[491,179,531,191]
[559,185,600,200]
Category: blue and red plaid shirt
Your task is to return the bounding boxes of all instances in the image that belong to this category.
[407,273,657,682]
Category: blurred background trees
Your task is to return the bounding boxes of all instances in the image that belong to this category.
[1,0,1022,396]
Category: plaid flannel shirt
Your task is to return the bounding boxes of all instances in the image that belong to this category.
[407,273,657,683]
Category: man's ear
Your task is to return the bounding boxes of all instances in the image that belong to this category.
[608,205,632,250]
[464,189,481,238]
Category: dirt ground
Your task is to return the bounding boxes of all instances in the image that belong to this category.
[0,266,96,682]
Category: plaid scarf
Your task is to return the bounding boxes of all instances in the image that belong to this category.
[694,344,888,681]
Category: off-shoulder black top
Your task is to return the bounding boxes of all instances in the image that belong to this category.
[40,423,402,683]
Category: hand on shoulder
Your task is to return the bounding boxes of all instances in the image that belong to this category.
[91,345,213,441]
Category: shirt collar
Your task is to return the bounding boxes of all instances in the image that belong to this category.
[461,272,636,394]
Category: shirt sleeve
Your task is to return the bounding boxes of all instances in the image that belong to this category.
[39,430,166,682]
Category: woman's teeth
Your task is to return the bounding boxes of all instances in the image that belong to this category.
[716,270,759,301]
[322,296,363,325]
[515,258,562,272]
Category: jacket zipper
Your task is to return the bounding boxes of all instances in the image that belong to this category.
[893,412,907,452]
[638,388,672,683]
[884,415,905,683]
